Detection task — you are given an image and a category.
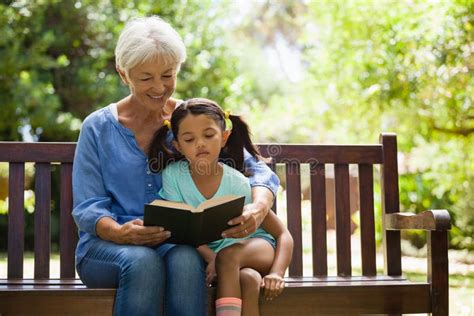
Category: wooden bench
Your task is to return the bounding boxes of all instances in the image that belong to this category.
[0,133,451,315]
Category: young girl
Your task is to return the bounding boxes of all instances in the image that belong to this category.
[149,98,293,315]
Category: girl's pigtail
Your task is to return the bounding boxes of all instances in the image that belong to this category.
[222,115,263,175]
[148,124,177,173]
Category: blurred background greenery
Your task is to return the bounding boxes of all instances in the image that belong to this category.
[0,0,472,256]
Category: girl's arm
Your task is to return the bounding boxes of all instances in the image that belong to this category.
[261,211,294,300]
[261,212,294,277]
[197,245,217,285]
[197,245,216,263]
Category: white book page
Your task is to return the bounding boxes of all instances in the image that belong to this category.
[149,199,195,212]
[196,195,241,212]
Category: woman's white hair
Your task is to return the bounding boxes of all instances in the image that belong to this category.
[115,16,186,76]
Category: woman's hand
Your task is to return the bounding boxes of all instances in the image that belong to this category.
[116,219,171,246]
[261,273,285,300]
[222,202,269,238]
[222,186,274,238]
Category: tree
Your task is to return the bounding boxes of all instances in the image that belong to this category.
[302,0,474,249]
[0,0,255,141]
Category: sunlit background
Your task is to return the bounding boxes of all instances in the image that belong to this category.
[0,0,473,314]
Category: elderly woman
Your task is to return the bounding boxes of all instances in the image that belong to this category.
[72,16,279,316]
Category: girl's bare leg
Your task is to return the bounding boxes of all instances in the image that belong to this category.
[215,238,274,298]
[240,268,262,316]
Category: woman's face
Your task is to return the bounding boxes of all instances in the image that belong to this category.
[121,58,178,111]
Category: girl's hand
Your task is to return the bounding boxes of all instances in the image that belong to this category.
[205,259,217,286]
[261,273,285,300]
[117,219,171,246]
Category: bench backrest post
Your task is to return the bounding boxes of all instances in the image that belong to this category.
[358,163,376,276]
[334,163,352,276]
[310,162,328,276]
[380,133,402,276]
[269,160,277,215]
[285,161,303,276]
[60,163,77,278]
[34,163,52,279]
[7,162,25,278]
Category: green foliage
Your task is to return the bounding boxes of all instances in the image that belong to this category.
[0,0,254,141]
[0,0,472,251]
[225,0,473,250]
[300,0,474,250]
[0,0,121,141]
[302,0,473,142]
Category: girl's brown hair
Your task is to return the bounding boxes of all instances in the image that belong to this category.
[148,98,262,174]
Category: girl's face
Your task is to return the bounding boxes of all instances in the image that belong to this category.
[118,57,178,112]
[173,114,230,170]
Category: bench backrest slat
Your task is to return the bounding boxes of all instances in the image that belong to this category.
[0,143,75,163]
[380,134,402,276]
[259,145,383,164]
[310,163,328,276]
[7,162,25,279]
[358,164,377,276]
[60,163,77,278]
[285,162,303,277]
[334,164,352,276]
[34,163,52,279]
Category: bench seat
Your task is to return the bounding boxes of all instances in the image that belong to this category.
[0,279,115,315]
[0,276,431,315]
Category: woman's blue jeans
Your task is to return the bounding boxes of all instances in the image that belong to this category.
[77,240,207,316]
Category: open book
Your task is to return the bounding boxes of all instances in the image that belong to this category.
[144,195,245,247]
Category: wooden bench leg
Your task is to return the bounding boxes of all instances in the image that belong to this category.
[428,231,449,316]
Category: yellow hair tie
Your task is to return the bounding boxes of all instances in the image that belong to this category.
[163,119,171,130]
[224,110,233,131]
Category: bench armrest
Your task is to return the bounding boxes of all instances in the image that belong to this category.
[385,210,451,231]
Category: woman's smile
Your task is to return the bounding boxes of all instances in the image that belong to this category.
[148,93,165,102]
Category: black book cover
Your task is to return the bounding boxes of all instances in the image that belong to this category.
[144,195,245,247]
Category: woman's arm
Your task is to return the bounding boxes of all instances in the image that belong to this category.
[223,150,280,238]
[73,118,167,245]
[72,118,117,235]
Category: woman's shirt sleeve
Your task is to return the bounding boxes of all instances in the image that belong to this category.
[72,119,117,236]
[244,149,280,197]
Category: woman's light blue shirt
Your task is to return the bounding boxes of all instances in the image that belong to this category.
[72,104,280,266]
